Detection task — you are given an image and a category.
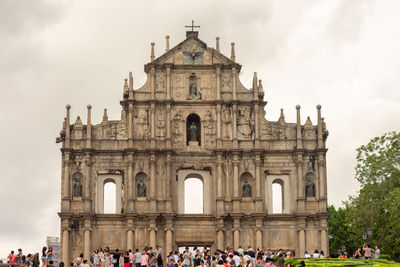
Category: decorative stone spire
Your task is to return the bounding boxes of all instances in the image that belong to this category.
[252,72,258,99]
[86,104,92,148]
[123,78,129,94]
[258,79,264,99]
[216,37,220,52]
[317,105,323,148]
[231,42,236,61]
[129,72,134,100]
[150,42,155,62]
[165,36,170,52]
[74,116,83,128]
[304,116,313,127]
[101,108,108,125]
[296,105,303,149]
[65,104,71,147]
[278,108,286,125]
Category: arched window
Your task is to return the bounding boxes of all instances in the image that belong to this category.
[184,177,203,214]
[272,179,284,214]
[186,113,201,145]
[104,179,116,214]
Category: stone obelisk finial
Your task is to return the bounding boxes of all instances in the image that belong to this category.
[150,42,155,62]
[129,72,134,100]
[296,105,302,149]
[65,104,71,147]
[252,72,258,99]
[86,104,92,148]
[165,36,170,52]
[317,105,323,148]
[231,42,236,61]
[216,37,220,52]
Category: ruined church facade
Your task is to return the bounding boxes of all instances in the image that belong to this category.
[57,31,329,263]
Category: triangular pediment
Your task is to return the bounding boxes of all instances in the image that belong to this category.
[151,35,240,67]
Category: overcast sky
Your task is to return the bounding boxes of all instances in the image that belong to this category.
[1,0,399,258]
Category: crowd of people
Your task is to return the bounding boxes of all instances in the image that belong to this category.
[6,242,382,267]
[337,243,380,259]
[70,246,309,267]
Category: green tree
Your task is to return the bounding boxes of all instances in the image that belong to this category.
[345,131,400,259]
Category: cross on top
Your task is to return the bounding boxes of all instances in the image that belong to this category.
[185,20,200,32]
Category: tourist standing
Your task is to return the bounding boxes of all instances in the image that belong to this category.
[277,254,285,267]
[363,243,372,259]
[183,247,191,267]
[105,250,112,267]
[140,249,149,267]
[41,247,48,267]
[113,249,121,267]
[374,246,381,259]
[123,251,130,267]
[134,249,142,267]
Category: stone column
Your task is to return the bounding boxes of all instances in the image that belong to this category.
[255,154,262,212]
[224,159,231,201]
[128,103,133,147]
[165,217,173,255]
[233,154,239,198]
[61,219,70,264]
[166,104,171,148]
[298,219,306,257]
[166,67,171,99]
[217,219,224,250]
[62,152,70,211]
[150,153,156,210]
[84,228,91,260]
[127,219,134,251]
[150,104,155,147]
[149,218,157,249]
[232,105,237,147]
[296,153,304,211]
[255,218,263,250]
[254,104,259,147]
[127,153,134,212]
[233,218,240,250]
[84,154,92,212]
[232,68,237,100]
[217,154,223,198]
[165,153,172,211]
[217,104,221,140]
[318,153,325,198]
[150,67,155,99]
[320,218,328,255]
[216,67,221,100]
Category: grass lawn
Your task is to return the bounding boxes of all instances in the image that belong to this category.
[284,258,400,266]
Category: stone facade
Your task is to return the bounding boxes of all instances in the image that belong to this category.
[57,31,329,263]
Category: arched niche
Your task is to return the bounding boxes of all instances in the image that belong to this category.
[265,175,290,214]
[72,172,83,199]
[135,172,149,199]
[304,172,317,199]
[240,172,254,198]
[186,113,201,145]
[96,174,122,214]
[177,170,211,214]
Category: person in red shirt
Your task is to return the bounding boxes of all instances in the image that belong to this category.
[8,251,16,267]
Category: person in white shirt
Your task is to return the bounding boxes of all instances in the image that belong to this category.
[80,259,90,267]
[312,250,319,259]
[304,251,310,258]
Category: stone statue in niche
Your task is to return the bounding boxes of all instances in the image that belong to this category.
[204,112,216,147]
[73,178,82,197]
[189,122,198,141]
[137,180,147,197]
[156,112,165,138]
[305,178,315,198]
[135,109,149,139]
[222,107,232,138]
[189,81,197,100]
[237,108,253,140]
[242,180,252,197]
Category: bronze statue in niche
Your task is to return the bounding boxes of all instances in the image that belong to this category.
[305,177,315,197]
[242,180,252,197]
[137,180,147,197]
